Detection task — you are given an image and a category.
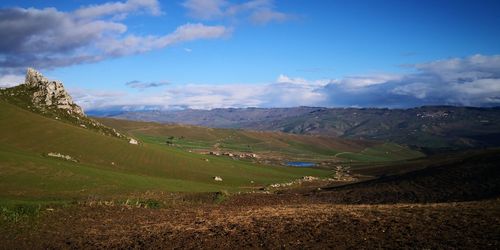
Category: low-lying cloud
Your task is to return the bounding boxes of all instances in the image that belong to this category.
[0,74,24,88]
[77,54,500,111]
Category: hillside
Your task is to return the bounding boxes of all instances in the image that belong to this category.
[97,118,424,165]
[101,106,500,149]
[0,70,331,204]
[1,99,336,202]
[318,149,500,204]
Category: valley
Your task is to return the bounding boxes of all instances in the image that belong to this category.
[0,69,498,249]
[97,118,424,167]
[1,1,500,248]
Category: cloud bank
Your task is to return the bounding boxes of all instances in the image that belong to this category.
[78,54,500,110]
[323,54,500,107]
[0,0,229,75]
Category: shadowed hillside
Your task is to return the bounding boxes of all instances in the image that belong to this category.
[316,149,500,204]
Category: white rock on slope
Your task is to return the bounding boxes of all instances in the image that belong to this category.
[25,68,84,116]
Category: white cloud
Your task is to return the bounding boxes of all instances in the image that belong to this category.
[276,74,309,85]
[74,0,162,19]
[277,74,333,86]
[182,0,292,24]
[100,23,229,56]
[391,82,431,99]
[326,54,500,107]
[182,0,227,20]
[0,2,228,75]
[69,88,128,110]
[250,9,289,24]
[338,74,402,89]
[77,54,500,110]
[0,74,24,88]
[414,54,500,82]
[77,75,330,110]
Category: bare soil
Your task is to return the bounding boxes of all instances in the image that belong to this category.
[2,198,499,249]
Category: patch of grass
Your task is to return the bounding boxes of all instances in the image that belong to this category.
[0,204,41,223]
[214,190,230,204]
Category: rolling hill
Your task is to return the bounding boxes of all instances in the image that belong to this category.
[101,106,500,149]
[0,70,331,205]
[97,118,424,164]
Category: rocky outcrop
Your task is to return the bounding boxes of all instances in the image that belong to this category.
[24,68,84,116]
[47,152,77,162]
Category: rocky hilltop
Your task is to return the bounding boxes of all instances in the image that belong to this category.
[0,68,131,140]
[24,68,84,116]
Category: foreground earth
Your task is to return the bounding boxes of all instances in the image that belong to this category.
[1,196,499,249]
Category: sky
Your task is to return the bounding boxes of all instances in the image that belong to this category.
[0,0,500,110]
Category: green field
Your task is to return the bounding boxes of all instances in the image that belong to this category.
[0,100,331,205]
[0,84,424,210]
[98,118,424,163]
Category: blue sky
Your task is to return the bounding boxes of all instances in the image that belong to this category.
[1,0,500,110]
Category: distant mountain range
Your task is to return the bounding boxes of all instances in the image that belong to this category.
[96,106,500,150]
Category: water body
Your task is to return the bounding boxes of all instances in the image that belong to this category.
[286,161,316,167]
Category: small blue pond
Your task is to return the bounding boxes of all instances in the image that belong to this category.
[286,161,316,167]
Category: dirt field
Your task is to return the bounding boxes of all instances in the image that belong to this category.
[2,197,499,249]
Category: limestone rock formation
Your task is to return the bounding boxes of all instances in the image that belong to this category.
[24,68,84,116]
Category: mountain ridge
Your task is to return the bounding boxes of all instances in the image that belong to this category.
[99,106,500,149]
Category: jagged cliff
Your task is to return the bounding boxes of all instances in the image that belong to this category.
[24,68,84,116]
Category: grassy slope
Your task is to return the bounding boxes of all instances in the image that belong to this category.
[0,100,330,204]
[98,118,424,162]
